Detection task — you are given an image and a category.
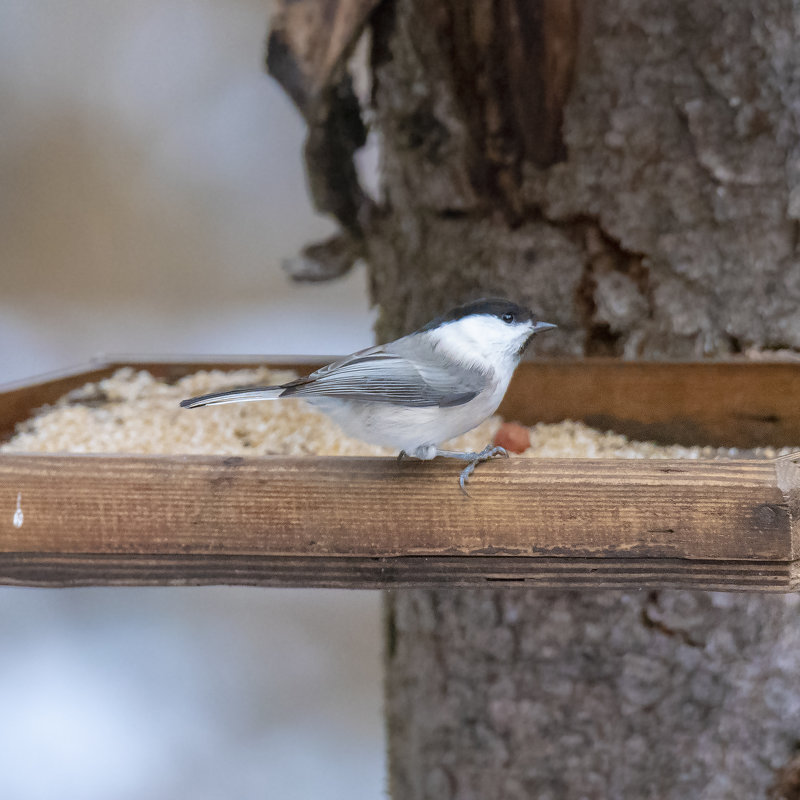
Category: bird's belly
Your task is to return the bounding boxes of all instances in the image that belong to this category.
[309,391,502,452]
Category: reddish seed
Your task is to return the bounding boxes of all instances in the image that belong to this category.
[493,422,530,454]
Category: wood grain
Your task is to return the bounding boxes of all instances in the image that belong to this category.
[500,360,800,448]
[2,359,799,590]
[0,555,794,591]
[0,454,796,589]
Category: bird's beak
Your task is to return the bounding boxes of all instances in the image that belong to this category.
[532,321,557,334]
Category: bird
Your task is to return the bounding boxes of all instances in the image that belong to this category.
[180,298,556,491]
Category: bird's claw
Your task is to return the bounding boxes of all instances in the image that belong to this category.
[459,446,509,496]
[479,445,508,460]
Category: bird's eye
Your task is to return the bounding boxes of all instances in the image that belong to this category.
[501,312,515,324]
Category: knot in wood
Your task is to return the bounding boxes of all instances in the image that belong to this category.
[753,503,787,530]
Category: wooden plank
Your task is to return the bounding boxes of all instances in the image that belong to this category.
[0,454,796,589]
[3,358,800,447]
[500,360,800,447]
[0,554,793,591]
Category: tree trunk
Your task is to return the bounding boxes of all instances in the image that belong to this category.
[363,0,800,356]
[270,0,800,797]
[370,2,800,797]
[386,590,800,800]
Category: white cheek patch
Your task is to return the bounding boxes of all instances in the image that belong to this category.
[435,316,531,367]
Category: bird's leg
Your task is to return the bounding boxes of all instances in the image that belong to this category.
[434,445,509,495]
[397,450,407,463]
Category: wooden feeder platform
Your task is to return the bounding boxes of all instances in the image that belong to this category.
[1,358,799,591]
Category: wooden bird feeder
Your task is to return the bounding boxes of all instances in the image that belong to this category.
[1,358,799,591]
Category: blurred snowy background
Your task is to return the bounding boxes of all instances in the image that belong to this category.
[0,1,383,798]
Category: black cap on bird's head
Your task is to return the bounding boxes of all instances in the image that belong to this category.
[422,298,556,337]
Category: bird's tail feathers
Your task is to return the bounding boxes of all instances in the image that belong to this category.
[180,385,283,408]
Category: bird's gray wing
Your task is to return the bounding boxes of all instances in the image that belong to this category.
[279,347,480,407]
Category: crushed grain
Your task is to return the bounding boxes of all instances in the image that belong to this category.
[2,367,796,460]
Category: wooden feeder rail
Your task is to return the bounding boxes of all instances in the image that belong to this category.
[1,358,799,591]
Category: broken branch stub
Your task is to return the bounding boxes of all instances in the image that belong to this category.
[266,0,380,274]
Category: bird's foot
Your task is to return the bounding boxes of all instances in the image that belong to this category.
[458,446,508,495]
[433,445,509,495]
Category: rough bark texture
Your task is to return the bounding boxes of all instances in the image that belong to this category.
[268,0,800,797]
[363,0,800,358]
[386,590,800,800]
[364,2,800,798]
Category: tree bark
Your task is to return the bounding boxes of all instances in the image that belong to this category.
[386,590,800,800]
[269,0,800,797]
[368,2,800,798]
[363,0,800,357]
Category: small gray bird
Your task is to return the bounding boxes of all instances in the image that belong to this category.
[181,299,556,491]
